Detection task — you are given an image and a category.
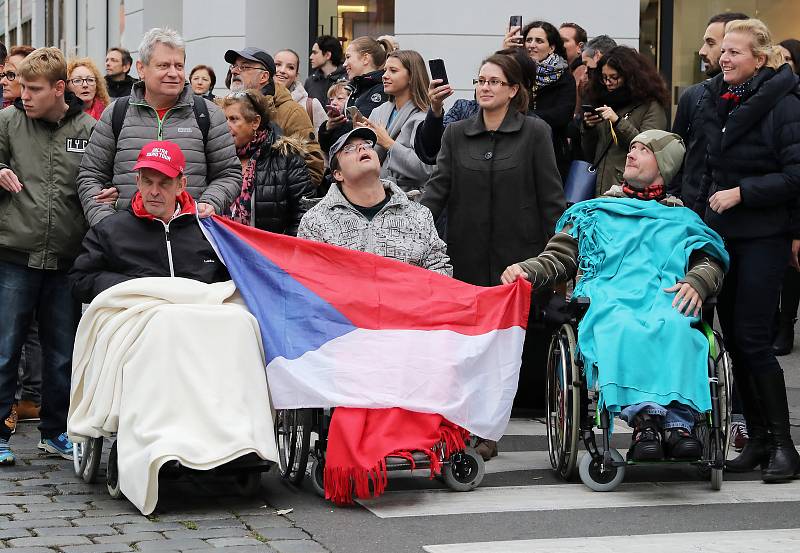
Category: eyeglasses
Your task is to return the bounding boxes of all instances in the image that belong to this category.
[341,140,375,154]
[229,63,267,73]
[69,77,97,86]
[602,74,621,83]
[473,77,510,88]
[0,71,16,81]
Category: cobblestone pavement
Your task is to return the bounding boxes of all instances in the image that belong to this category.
[0,421,329,553]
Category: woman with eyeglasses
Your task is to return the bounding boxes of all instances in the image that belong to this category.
[216,90,313,235]
[422,55,566,460]
[581,45,669,196]
[274,49,328,130]
[66,58,110,121]
[503,20,576,179]
[2,45,34,108]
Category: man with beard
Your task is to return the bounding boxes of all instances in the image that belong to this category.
[671,12,749,209]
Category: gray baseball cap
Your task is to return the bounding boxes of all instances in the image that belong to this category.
[329,127,377,169]
[224,47,276,76]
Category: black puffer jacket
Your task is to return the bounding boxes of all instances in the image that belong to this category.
[532,70,577,179]
[318,69,388,153]
[250,126,314,235]
[696,65,800,239]
[69,191,229,303]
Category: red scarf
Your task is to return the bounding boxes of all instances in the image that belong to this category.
[131,189,196,220]
[324,407,470,504]
[85,97,106,121]
[622,182,665,201]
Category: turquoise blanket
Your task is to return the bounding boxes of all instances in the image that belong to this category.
[557,198,730,418]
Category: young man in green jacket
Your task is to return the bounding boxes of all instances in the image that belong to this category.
[0,47,95,465]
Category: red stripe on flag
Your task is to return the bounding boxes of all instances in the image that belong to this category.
[212,216,532,335]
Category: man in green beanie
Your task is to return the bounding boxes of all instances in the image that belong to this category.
[502,130,728,462]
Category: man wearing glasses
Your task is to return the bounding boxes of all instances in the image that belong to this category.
[224,47,324,186]
[77,28,241,227]
[298,127,449,273]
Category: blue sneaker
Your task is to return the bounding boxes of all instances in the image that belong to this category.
[38,432,73,460]
[0,438,15,465]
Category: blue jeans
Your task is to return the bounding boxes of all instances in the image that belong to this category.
[619,401,698,432]
[0,260,78,441]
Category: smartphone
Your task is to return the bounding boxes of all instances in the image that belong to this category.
[325,104,341,118]
[428,59,449,86]
[509,15,523,44]
[581,104,596,114]
[347,106,366,124]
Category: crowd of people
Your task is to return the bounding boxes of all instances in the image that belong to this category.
[1,12,799,487]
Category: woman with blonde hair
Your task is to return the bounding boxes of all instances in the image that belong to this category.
[695,18,800,482]
[66,57,110,120]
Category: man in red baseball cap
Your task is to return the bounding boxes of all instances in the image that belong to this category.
[69,140,229,302]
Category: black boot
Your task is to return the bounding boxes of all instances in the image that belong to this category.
[752,371,800,483]
[726,372,770,472]
[773,313,797,356]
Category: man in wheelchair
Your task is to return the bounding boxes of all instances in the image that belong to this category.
[502,130,729,462]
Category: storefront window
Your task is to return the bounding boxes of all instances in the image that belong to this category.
[315,0,394,46]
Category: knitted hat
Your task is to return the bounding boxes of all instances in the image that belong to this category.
[630,130,685,187]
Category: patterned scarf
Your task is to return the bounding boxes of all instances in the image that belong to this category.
[622,182,665,201]
[720,76,755,115]
[228,129,270,225]
[534,52,568,90]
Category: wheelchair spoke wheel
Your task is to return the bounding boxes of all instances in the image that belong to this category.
[106,440,123,499]
[546,324,581,481]
[82,437,104,484]
[275,409,311,485]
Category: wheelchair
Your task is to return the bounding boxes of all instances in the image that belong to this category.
[276,407,485,498]
[545,296,732,491]
[73,437,270,499]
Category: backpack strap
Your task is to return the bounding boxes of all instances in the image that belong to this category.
[111,95,130,142]
[112,94,210,145]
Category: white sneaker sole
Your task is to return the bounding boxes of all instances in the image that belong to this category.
[37,442,73,460]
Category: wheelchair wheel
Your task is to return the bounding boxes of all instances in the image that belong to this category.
[546,323,581,481]
[233,472,262,496]
[578,449,625,492]
[310,455,326,498]
[442,447,485,492]
[81,437,104,484]
[106,440,123,499]
[275,409,311,485]
[714,331,733,463]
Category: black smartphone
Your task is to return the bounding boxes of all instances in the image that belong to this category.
[509,15,524,43]
[428,59,449,86]
[581,104,596,114]
[325,104,341,118]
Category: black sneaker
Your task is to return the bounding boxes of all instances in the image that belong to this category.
[629,421,664,461]
[665,428,702,460]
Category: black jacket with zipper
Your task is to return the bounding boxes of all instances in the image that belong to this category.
[69,191,229,303]
[318,69,388,153]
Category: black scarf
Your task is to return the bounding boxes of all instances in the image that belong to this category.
[600,87,633,111]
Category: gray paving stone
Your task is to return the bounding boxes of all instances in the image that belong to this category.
[0,527,32,539]
[11,510,82,520]
[162,527,249,540]
[94,531,165,544]
[206,537,266,548]
[0,495,50,505]
[0,506,22,515]
[119,522,188,533]
[136,538,209,551]
[158,512,238,522]
[32,525,118,537]
[254,528,311,541]
[0,517,71,529]
[237,515,293,529]
[84,502,141,516]
[7,535,93,547]
[61,545,134,553]
[23,501,89,512]
[51,494,93,503]
[74,515,148,526]
[267,541,328,553]
[192,519,245,530]
[55,483,101,495]
[0,548,55,553]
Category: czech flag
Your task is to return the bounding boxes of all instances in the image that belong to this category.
[201,216,531,441]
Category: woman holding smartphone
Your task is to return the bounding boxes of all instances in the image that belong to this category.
[422,55,566,459]
[581,46,669,196]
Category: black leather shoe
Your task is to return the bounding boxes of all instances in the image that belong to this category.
[726,435,770,472]
[665,428,702,460]
[629,423,664,461]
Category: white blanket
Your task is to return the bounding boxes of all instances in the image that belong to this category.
[68,277,279,514]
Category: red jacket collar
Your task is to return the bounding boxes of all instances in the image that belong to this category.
[131,190,197,221]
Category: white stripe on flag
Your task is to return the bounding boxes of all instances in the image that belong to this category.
[422,529,800,553]
[358,479,800,518]
[267,327,526,440]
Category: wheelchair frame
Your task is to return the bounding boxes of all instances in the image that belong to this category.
[545,297,732,491]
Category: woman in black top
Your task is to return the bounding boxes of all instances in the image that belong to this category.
[696,19,800,482]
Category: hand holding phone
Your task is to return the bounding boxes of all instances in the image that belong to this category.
[428,59,449,86]
[347,106,366,125]
[509,16,524,44]
[325,104,341,118]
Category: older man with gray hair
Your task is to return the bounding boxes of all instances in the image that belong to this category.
[581,35,618,70]
[77,27,241,226]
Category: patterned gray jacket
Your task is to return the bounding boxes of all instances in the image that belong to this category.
[297,179,452,276]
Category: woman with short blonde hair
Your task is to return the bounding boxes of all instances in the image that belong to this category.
[66,57,110,120]
[696,18,800,482]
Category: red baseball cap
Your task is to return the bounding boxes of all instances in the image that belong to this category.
[134,140,186,178]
